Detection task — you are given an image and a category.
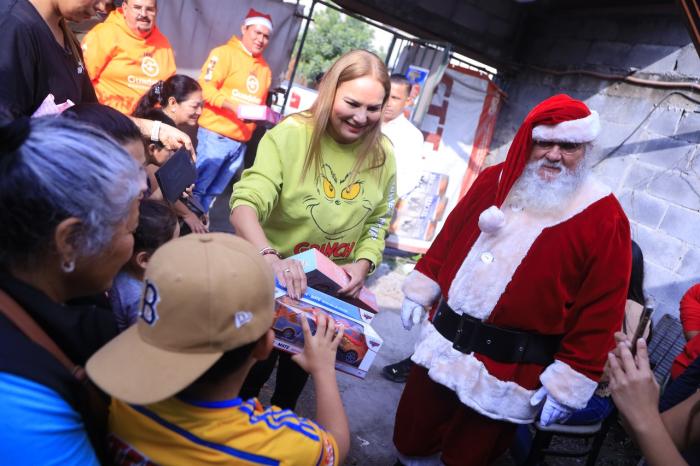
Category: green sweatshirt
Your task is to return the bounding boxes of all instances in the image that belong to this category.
[230,117,396,268]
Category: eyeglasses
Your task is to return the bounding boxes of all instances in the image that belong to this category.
[532,140,584,154]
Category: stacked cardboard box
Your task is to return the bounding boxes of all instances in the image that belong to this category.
[390,172,449,241]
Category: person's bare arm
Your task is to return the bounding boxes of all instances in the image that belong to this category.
[662,390,700,452]
[609,340,689,466]
[174,200,208,234]
[338,260,371,297]
[129,117,195,158]
[291,313,349,463]
[230,205,272,250]
[230,205,306,298]
[626,408,689,466]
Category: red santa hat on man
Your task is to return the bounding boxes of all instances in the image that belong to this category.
[243,8,274,32]
[478,94,600,234]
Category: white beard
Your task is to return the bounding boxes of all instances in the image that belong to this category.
[509,158,588,212]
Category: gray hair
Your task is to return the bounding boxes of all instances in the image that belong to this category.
[0,116,145,267]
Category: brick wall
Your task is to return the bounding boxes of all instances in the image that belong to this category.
[488,8,700,318]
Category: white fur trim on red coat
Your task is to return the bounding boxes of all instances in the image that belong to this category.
[539,360,598,409]
[402,270,441,308]
[478,205,506,234]
[531,111,600,143]
[412,322,539,423]
[447,176,610,321]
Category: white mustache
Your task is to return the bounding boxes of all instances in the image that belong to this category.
[539,160,562,169]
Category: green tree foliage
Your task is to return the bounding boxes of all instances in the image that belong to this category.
[295,8,382,87]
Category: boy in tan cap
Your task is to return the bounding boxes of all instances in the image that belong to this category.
[86,233,349,465]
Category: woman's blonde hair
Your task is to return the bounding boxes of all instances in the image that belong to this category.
[297,49,390,181]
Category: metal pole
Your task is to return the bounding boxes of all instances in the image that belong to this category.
[385,34,397,67]
[282,0,317,113]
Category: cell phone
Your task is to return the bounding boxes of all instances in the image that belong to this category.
[631,307,653,356]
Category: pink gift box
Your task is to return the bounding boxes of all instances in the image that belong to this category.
[236,104,280,124]
[288,249,380,314]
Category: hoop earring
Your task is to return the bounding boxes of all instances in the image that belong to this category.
[61,259,75,273]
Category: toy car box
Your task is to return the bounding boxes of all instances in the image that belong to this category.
[288,248,379,313]
[272,287,383,379]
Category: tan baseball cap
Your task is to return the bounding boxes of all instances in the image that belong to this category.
[86,233,275,405]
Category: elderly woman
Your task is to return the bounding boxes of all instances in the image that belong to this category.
[0,115,144,464]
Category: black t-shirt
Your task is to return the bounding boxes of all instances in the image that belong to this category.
[0,0,97,119]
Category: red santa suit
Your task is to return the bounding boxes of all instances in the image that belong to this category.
[671,284,700,379]
[393,95,631,466]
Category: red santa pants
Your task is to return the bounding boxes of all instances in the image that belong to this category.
[393,366,517,466]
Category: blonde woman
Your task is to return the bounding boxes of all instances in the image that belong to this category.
[230,49,396,409]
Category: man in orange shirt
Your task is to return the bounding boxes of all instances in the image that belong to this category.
[193,8,273,214]
[82,0,176,114]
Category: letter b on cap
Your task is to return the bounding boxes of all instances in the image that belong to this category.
[140,280,160,326]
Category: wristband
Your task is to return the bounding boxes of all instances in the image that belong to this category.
[259,246,282,259]
[150,120,162,142]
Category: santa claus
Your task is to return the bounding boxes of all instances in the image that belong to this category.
[393,94,631,466]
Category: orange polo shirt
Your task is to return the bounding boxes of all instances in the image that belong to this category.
[81,8,176,114]
[198,36,271,142]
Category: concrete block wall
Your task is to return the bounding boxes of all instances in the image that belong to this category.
[488,9,700,318]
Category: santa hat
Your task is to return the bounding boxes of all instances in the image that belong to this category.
[243,8,273,32]
[478,94,600,234]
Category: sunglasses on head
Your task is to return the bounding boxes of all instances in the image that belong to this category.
[532,140,583,154]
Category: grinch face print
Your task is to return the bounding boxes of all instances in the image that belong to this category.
[303,164,373,240]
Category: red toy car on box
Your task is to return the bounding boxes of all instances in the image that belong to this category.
[337,326,368,365]
[273,296,369,366]
[271,290,382,378]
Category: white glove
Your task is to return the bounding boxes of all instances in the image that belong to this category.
[401,298,427,330]
[530,386,574,426]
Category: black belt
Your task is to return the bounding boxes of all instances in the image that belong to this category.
[432,300,562,366]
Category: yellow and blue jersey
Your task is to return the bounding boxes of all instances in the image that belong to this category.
[108,396,338,465]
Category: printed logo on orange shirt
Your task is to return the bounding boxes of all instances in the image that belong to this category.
[246,75,260,94]
[141,56,160,77]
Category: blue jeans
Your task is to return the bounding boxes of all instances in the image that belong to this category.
[565,394,614,425]
[194,126,247,213]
